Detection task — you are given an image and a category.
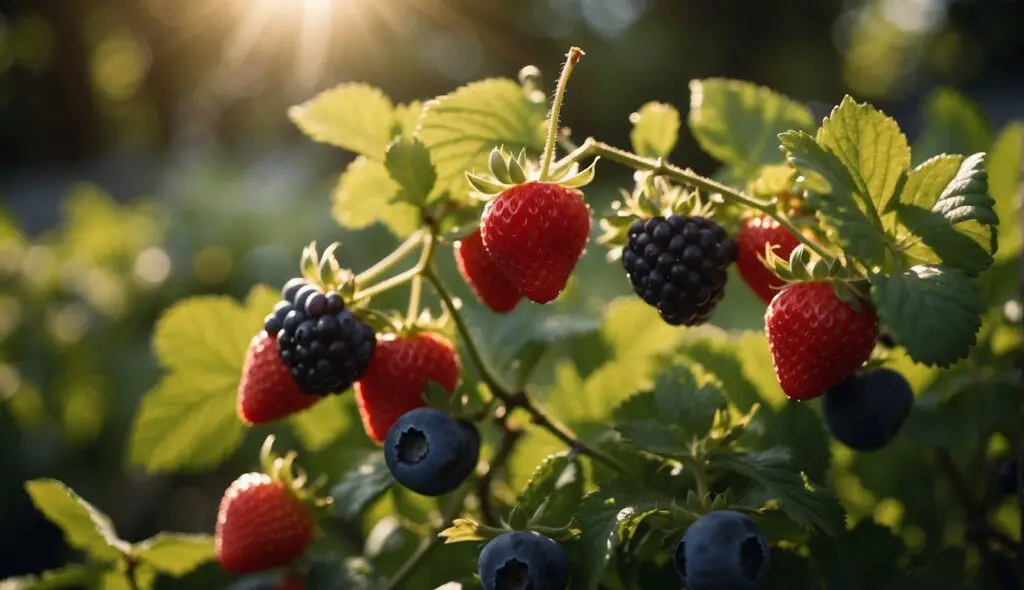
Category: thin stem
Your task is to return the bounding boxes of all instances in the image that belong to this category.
[355,230,424,284]
[423,264,629,478]
[935,449,1020,555]
[539,47,584,178]
[352,265,421,303]
[565,138,833,261]
[382,483,472,590]
[689,457,710,508]
[124,559,140,590]
[407,275,423,323]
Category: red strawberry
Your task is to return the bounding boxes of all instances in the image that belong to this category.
[736,215,802,304]
[215,472,314,574]
[454,228,523,313]
[355,332,461,443]
[480,181,591,304]
[237,332,320,425]
[765,282,879,401]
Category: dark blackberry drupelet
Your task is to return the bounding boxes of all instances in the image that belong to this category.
[622,215,738,326]
[263,279,376,396]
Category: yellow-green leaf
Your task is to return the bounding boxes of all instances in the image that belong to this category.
[288,83,395,159]
[331,156,420,238]
[133,533,215,577]
[24,479,128,562]
[629,102,680,158]
[988,122,1023,260]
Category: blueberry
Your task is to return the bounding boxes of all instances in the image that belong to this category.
[823,368,914,452]
[383,407,479,497]
[998,458,1018,494]
[477,531,569,590]
[673,510,769,590]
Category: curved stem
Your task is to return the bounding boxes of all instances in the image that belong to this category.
[356,230,424,284]
[564,138,833,261]
[407,275,423,323]
[352,265,420,303]
[539,47,584,179]
[382,483,472,590]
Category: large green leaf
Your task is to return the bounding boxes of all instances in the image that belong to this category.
[0,564,103,590]
[515,452,583,527]
[417,78,545,200]
[630,102,680,159]
[24,479,127,562]
[688,78,813,178]
[331,453,394,522]
[331,157,420,238]
[129,286,277,472]
[384,137,437,206]
[815,96,911,232]
[650,365,726,437]
[913,87,991,164]
[987,122,1023,260]
[870,265,983,367]
[710,448,845,536]
[132,533,215,577]
[288,83,395,159]
[779,130,890,266]
[759,402,831,484]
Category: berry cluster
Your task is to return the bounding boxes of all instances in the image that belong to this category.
[263,278,376,396]
[622,215,738,326]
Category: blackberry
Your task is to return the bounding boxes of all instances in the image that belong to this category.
[263,279,376,396]
[622,215,738,326]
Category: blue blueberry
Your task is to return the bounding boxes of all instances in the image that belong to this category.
[383,407,479,497]
[477,531,569,590]
[673,510,769,590]
[823,368,914,452]
[998,458,1018,494]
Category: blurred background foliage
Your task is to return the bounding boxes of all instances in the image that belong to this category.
[0,0,1021,587]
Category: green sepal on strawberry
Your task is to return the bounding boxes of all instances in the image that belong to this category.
[215,436,331,575]
[466,146,598,304]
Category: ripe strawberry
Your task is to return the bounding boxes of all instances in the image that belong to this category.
[215,472,314,574]
[355,332,461,443]
[765,282,879,401]
[736,215,802,304]
[454,228,523,313]
[480,181,591,304]
[237,332,321,425]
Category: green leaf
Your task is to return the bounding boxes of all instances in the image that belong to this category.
[384,137,437,206]
[988,122,1023,260]
[0,565,103,590]
[132,533,214,577]
[898,152,996,274]
[570,492,667,590]
[630,102,680,158]
[129,286,277,472]
[650,365,726,437]
[305,556,376,590]
[288,83,395,159]
[290,395,356,451]
[688,78,813,177]
[710,448,845,535]
[815,96,910,234]
[394,101,424,138]
[779,130,890,266]
[332,157,420,238]
[913,87,991,164]
[759,402,831,484]
[24,479,127,562]
[870,265,983,366]
[614,420,688,457]
[417,78,545,200]
[331,452,394,522]
[516,452,583,527]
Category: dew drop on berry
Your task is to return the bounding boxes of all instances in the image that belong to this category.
[283,310,306,332]
[681,245,703,268]
[324,292,345,314]
[305,293,327,317]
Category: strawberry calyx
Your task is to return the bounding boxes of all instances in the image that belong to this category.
[298,241,358,301]
[763,244,872,308]
[465,145,598,202]
[258,435,332,517]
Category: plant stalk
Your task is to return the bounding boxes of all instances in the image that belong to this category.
[356,230,424,284]
[539,47,584,179]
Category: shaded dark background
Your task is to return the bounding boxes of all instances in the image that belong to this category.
[0,0,1022,585]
